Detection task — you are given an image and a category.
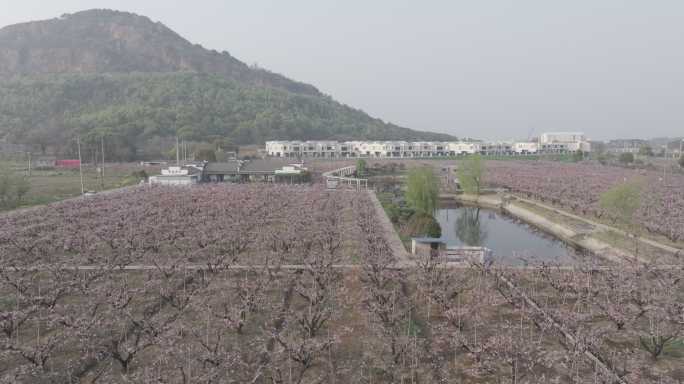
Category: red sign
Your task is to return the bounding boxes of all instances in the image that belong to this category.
[56,159,81,168]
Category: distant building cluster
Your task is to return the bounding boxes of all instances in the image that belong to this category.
[265,132,591,158]
[604,139,650,154]
[597,138,684,158]
[148,159,309,186]
[539,133,591,153]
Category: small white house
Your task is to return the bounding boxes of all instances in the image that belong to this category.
[513,142,539,154]
[149,166,201,186]
[274,164,306,175]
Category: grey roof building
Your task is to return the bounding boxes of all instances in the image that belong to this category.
[203,161,242,182]
[202,159,309,183]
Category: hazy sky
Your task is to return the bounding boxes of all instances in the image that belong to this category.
[1,0,683,140]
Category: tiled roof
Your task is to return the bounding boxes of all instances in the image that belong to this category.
[204,161,241,174]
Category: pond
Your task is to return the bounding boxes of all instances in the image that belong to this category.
[435,205,582,265]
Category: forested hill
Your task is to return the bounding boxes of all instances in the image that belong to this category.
[0,73,455,159]
[0,10,454,158]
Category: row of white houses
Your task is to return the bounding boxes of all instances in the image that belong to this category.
[266,133,591,158]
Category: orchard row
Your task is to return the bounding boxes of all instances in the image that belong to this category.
[1,184,682,382]
[485,161,684,242]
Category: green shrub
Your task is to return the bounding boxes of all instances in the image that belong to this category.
[619,152,634,164]
[406,213,442,238]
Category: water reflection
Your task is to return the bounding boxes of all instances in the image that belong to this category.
[436,205,579,265]
[455,207,488,246]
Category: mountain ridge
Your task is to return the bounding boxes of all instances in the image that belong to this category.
[0,9,455,158]
[0,9,321,95]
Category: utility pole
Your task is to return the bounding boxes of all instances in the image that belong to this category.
[176,136,180,165]
[77,136,85,195]
[537,135,542,159]
[101,135,105,190]
[664,146,668,180]
[27,152,32,177]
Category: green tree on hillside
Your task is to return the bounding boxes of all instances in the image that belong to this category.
[405,167,439,216]
[0,73,455,159]
[458,154,485,195]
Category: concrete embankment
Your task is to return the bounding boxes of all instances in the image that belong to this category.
[513,195,683,258]
[368,191,413,266]
[442,193,640,264]
[448,193,501,210]
[504,200,634,263]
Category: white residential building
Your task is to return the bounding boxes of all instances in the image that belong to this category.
[480,141,514,155]
[447,142,481,155]
[265,137,590,159]
[539,132,591,153]
[266,140,451,158]
[540,132,586,144]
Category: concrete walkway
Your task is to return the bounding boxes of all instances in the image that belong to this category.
[367,190,414,266]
